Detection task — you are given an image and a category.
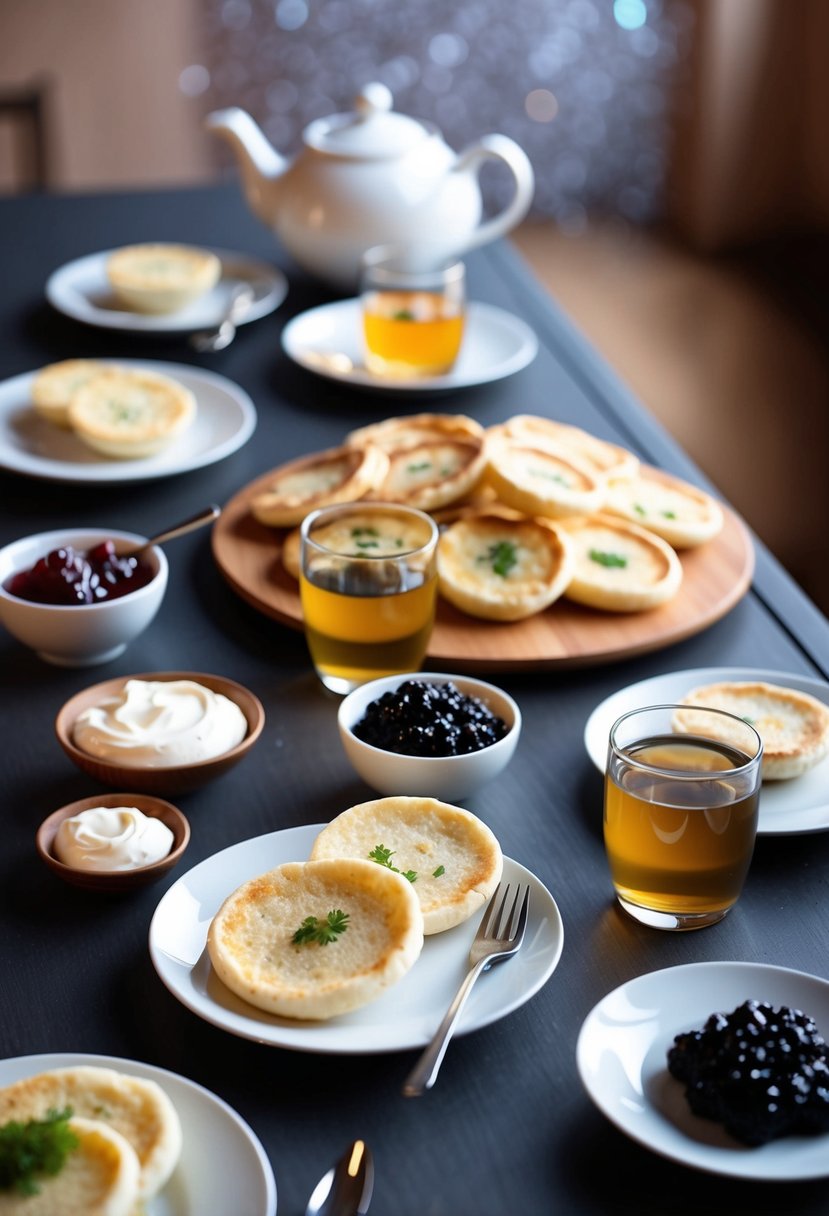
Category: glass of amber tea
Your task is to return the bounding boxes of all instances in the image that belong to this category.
[299,502,439,695]
[360,245,466,378]
[604,704,763,931]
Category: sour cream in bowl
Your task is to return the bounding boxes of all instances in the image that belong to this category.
[55,672,265,795]
[36,793,190,892]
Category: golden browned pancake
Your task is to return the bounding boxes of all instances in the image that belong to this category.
[30,359,109,428]
[0,1116,141,1216]
[106,243,221,314]
[310,796,503,933]
[489,415,639,481]
[0,1066,181,1201]
[250,443,389,528]
[561,513,683,611]
[485,438,605,519]
[369,438,487,512]
[67,369,196,459]
[437,511,574,621]
[207,858,423,1019]
[346,412,484,452]
[603,470,724,548]
[674,681,829,780]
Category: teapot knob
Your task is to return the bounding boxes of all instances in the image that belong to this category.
[354,82,393,118]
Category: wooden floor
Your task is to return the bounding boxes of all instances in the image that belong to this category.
[511,220,829,616]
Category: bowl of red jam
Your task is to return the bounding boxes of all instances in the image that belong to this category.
[0,528,168,666]
[338,672,522,801]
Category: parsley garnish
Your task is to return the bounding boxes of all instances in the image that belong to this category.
[589,549,628,569]
[661,509,677,519]
[292,910,350,946]
[369,844,418,883]
[633,503,647,516]
[478,540,518,578]
[355,540,379,549]
[406,461,432,474]
[530,467,568,485]
[432,865,446,878]
[0,1108,78,1196]
[351,526,379,538]
[392,309,415,321]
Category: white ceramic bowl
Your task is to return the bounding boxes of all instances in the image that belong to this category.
[338,672,521,801]
[0,528,168,666]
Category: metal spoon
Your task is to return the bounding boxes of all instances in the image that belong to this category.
[121,504,221,558]
[190,283,255,353]
[305,1140,374,1216]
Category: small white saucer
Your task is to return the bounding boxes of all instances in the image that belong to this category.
[281,298,538,391]
[46,247,288,333]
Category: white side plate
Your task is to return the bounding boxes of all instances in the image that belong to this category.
[583,666,829,835]
[577,961,829,1180]
[0,360,256,483]
[46,248,287,333]
[0,1051,277,1214]
[281,299,538,391]
[149,823,564,1054]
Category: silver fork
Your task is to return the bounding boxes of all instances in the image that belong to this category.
[402,881,530,1097]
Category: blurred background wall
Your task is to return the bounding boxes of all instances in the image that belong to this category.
[1,0,827,612]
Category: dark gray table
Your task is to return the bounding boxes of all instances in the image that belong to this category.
[1,184,828,1216]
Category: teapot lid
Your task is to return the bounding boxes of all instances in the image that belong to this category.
[304,83,431,159]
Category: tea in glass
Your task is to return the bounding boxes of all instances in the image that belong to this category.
[300,502,439,695]
[604,705,763,930]
[361,246,465,378]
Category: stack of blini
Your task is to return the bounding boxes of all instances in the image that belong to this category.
[250,411,725,621]
[207,796,503,1020]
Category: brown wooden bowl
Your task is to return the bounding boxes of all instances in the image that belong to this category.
[36,792,190,892]
[54,671,265,796]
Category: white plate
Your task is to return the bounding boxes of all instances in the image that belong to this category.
[46,247,287,333]
[281,298,538,391]
[0,360,256,483]
[583,666,829,836]
[0,1051,277,1214]
[576,961,829,1181]
[149,823,563,1054]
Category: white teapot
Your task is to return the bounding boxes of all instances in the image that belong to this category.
[206,83,534,289]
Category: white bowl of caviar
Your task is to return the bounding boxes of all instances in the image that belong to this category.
[0,527,168,666]
[338,672,522,801]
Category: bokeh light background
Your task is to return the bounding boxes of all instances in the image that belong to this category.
[186,0,694,228]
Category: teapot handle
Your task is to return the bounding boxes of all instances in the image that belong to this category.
[453,135,535,252]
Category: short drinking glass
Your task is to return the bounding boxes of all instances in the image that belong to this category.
[299,502,439,695]
[604,704,763,931]
[361,245,466,378]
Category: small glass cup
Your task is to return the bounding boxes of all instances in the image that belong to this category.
[360,244,466,378]
[299,501,439,695]
[604,704,763,931]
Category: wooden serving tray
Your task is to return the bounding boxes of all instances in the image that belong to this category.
[212,467,755,672]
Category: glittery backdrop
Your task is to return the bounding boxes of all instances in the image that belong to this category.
[184,0,693,228]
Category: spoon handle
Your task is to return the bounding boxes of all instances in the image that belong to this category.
[129,504,221,555]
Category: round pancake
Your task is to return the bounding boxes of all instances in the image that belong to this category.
[346,412,483,452]
[310,796,503,934]
[489,415,639,481]
[437,511,574,621]
[0,1065,182,1201]
[602,469,724,548]
[370,437,487,512]
[207,858,424,1019]
[250,443,389,528]
[67,368,196,459]
[674,681,829,780]
[30,359,108,428]
[485,439,605,519]
[106,243,221,314]
[561,513,683,612]
[0,1116,141,1216]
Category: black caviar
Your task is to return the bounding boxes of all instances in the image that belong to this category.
[354,679,509,757]
[667,999,829,1146]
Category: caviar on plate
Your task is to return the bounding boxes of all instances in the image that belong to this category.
[4,541,155,606]
[354,679,509,757]
[667,999,829,1146]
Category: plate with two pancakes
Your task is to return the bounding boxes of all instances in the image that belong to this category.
[149,824,563,1054]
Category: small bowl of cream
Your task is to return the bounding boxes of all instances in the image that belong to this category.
[55,671,265,795]
[36,792,190,892]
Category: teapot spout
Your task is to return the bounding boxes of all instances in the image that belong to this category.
[205,107,288,228]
